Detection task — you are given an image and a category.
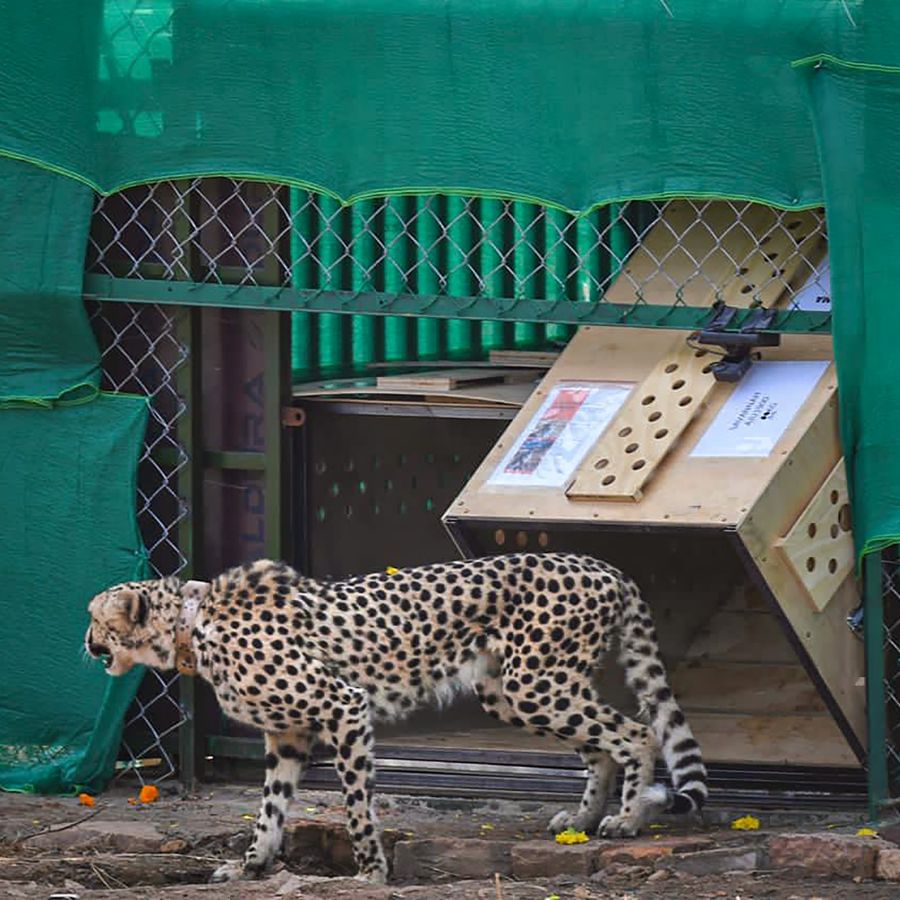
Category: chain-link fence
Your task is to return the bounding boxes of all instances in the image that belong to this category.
[877,550,900,797]
[87,300,189,784]
[87,182,828,315]
[85,180,837,787]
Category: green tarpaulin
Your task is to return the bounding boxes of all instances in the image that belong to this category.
[800,54,900,560]
[0,393,148,793]
[0,1,870,209]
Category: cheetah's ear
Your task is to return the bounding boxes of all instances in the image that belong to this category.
[116,590,149,628]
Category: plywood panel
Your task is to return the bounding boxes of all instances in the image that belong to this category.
[672,663,823,715]
[684,612,797,664]
[449,326,835,529]
[776,459,854,612]
[736,400,865,753]
[567,340,717,500]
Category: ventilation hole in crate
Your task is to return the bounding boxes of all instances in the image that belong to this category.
[738,266,750,275]
[702,363,715,374]
[641,394,656,406]
[328,482,340,497]
[398,500,408,515]
[830,489,840,505]
[602,475,616,486]
[764,251,780,261]
[625,442,639,454]
[760,234,772,245]
[538,532,549,548]
[694,349,708,358]
[664,363,679,374]
[344,459,355,472]
[314,460,327,475]
[671,378,686,390]
[316,506,327,522]
[344,505,353,519]
[787,219,802,230]
[806,557,816,572]
[516,531,528,548]
[385,478,394,491]
[654,428,669,439]
[494,528,506,546]
[828,558,838,575]
[425,497,434,512]
[678,395,693,407]
[648,410,662,422]
[594,458,610,470]
[839,503,852,531]
[830,523,839,539]
[618,426,633,438]
[808,522,818,539]
[373,502,381,516]
[740,284,755,294]
[631,459,646,471]
[358,480,367,494]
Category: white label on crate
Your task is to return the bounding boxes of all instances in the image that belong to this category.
[793,256,831,312]
[690,360,830,458]
[486,381,632,488]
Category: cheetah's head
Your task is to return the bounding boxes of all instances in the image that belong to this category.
[85,577,182,675]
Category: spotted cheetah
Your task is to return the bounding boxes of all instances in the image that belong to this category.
[85,553,707,883]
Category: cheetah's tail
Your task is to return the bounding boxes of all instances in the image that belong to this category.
[616,574,708,816]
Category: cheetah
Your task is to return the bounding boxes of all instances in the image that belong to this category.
[85,553,707,883]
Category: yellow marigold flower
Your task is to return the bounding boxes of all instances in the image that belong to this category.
[554,828,589,844]
[731,815,760,831]
[139,785,160,804]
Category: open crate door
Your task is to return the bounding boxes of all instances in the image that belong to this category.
[444,325,864,768]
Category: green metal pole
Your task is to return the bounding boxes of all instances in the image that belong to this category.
[289,188,313,382]
[512,201,540,349]
[544,207,574,345]
[415,196,441,360]
[479,198,507,352]
[383,196,410,362]
[864,550,889,819]
[575,209,602,304]
[350,200,377,372]
[446,195,474,360]
[317,195,344,373]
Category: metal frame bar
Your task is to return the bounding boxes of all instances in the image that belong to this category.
[864,550,889,818]
[84,274,832,334]
[174,304,204,791]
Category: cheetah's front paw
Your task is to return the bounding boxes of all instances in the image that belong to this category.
[598,813,641,839]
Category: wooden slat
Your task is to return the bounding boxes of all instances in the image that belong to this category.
[566,339,717,501]
[376,367,537,392]
[775,459,855,613]
[684,611,798,664]
[672,663,824,715]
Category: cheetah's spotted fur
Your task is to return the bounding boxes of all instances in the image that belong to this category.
[85,553,707,883]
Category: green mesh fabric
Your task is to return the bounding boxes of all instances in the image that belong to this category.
[800,54,900,561]
[0,393,148,794]
[0,1,869,210]
[0,158,99,404]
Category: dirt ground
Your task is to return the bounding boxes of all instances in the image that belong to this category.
[0,784,896,899]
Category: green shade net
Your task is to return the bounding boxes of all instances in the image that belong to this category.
[800,53,900,560]
[0,1,867,209]
[0,157,99,404]
[0,393,149,793]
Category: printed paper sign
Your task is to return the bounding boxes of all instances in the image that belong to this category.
[690,360,829,458]
[487,381,632,488]
[793,256,831,312]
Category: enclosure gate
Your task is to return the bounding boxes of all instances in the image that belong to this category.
[84,179,896,812]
